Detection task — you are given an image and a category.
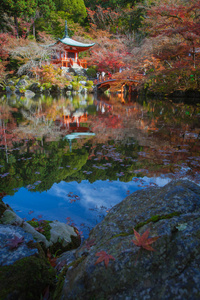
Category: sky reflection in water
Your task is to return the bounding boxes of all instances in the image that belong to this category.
[4,177,171,237]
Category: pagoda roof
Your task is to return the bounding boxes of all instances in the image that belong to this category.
[55,20,95,49]
[57,36,95,48]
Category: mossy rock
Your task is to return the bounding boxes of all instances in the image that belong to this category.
[86,87,94,93]
[9,85,16,91]
[0,200,7,218]
[27,220,81,256]
[48,234,81,256]
[0,256,56,300]
[71,82,80,91]
[85,80,93,87]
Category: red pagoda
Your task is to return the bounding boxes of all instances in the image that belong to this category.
[51,21,95,69]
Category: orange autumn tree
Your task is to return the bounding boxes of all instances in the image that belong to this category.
[32,64,70,88]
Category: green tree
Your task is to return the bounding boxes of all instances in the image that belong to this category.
[0,0,55,38]
[54,0,87,23]
[32,0,56,38]
[0,0,37,37]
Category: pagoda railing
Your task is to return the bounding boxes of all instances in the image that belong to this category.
[69,58,74,67]
[77,59,87,68]
[51,57,88,68]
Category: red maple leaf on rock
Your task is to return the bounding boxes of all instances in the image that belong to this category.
[6,235,24,249]
[84,239,96,250]
[95,251,115,268]
[132,228,159,251]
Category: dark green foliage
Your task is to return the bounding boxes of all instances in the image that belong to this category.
[86,67,97,78]
[0,140,89,195]
[0,0,36,18]
[85,0,139,9]
[54,0,87,23]
[0,256,56,300]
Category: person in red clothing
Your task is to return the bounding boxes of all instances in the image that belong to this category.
[108,72,112,79]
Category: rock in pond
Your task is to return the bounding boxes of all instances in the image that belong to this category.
[58,180,200,300]
[16,79,29,87]
[0,224,38,266]
[0,205,80,253]
[25,90,35,98]
[0,199,80,299]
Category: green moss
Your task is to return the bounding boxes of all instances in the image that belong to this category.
[53,265,68,300]
[112,231,133,238]
[0,256,56,300]
[71,82,80,91]
[86,87,94,93]
[9,85,16,91]
[42,82,52,89]
[85,80,93,87]
[134,212,181,231]
[53,256,86,300]
[111,212,182,240]
[27,220,52,241]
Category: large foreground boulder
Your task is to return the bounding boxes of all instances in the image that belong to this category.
[58,180,200,300]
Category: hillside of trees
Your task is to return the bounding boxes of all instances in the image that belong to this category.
[0,0,200,96]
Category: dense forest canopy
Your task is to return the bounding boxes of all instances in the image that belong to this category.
[0,0,200,95]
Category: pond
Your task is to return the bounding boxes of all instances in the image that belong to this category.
[0,92,200,238]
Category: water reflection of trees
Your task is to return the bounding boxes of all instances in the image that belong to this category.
[1,94,200,198]
[0,139,89,195]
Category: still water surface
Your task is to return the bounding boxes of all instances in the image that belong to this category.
[1,93,200,238]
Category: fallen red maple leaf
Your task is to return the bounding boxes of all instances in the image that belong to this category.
[95,251,115,268]
[6,235,24,249]
[132,228,159,251]
[35,226,45,233]
[84,239,96,250]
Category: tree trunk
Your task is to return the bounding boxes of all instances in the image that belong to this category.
[193,46,196,69]
[33,19,35,38]
[14,15,19,38]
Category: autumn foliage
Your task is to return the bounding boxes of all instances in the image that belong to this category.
[139,1,200,92]
[0,0,200,94]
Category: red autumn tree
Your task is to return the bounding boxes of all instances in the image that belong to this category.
[131,0,200,93]
[87,5,121,32]
[87,30,128,73]
[0,33,10,81]
[144,1,200,69]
